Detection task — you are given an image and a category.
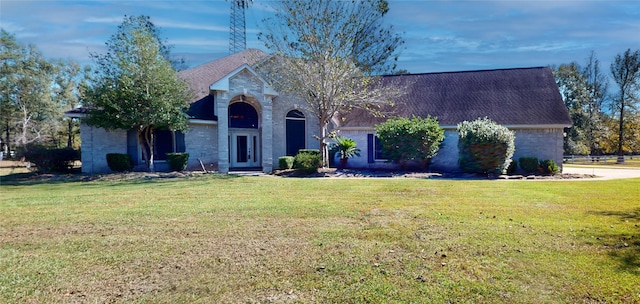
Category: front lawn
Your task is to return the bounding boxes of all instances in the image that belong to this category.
[1,175,638,303]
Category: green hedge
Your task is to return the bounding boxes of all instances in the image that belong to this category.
[278,156,294,169]
[519,157,539,174]
[106,153,134,172]
[539,159,560,175]
[166,153,189,171]
[375,115,444,167]
[457,117,515,174]
[21,146,80,174]
[294,149,320,174]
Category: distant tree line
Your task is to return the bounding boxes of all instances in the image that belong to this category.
[0,29,87,156]
[553,49,640,158]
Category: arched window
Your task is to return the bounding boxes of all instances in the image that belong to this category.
[286,110,306,156]
[229,102,259,128]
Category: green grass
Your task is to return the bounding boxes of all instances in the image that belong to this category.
[1,175,639,303]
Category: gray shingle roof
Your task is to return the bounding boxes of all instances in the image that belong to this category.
[340,67,571,128]
[66,49,269,120]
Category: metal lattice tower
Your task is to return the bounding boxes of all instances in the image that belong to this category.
[230,0,252,54]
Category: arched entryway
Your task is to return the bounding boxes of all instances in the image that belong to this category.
[229,97,261,168]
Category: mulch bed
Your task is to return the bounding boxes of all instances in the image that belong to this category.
[272,168,597,180]
[1,168,597,184]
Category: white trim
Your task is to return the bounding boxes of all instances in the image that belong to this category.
[337,127,375,131]
[65,112,87,118]
[439,124,570,130]
[209,64,279,97]
[189,119,217,125]
[501,124,570,129]
[338,124,570,131]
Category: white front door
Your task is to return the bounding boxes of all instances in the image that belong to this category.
[230,131,260,168]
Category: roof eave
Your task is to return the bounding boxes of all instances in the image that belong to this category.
[65,112,87,119]
[338,123,571,132]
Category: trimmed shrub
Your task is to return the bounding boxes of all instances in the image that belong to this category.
[294,149,321,174]
[457,117,515,174]
[539,159,560,175]
[519,157,539,174]
[166,152,189,171]
[375,115,444,168]
[106,153,134,172]
[297,149,320,156]
[278,156,294,169]
[20,145,80,173]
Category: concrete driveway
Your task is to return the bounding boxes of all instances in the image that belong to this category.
[563,166,640,180]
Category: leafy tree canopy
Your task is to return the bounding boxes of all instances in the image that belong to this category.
[258,0,404,166]
[82,15,193,171]
[0,29,60,149]
[610,48,640,158]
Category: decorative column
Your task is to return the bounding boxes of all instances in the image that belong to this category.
[216,91,230,173]
[261,96,273,173]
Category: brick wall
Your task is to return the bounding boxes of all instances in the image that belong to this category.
[513,128,565,169]
[338,127,565,172]
[271,93,321,162]
[79,124,126,173]
[185,123,218,171]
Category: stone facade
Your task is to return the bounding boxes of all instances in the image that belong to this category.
[212,66,277,173]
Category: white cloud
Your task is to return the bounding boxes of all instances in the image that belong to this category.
[84,16,125,24]
[170,38,228,48]
[154,20,228,32]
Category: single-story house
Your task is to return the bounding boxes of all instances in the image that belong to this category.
[337,67,572,171]
[67,49,571,174]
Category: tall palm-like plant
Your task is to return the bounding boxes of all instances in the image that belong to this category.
[330,136,361,169]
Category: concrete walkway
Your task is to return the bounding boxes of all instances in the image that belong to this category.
[563,165,640,180]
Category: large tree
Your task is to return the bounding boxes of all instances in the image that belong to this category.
[258,0,404,166]
[0,29,60,151]
[553,52,609,155]
[582,51,608,154]
[83,15,193,171]
[610,48,640,161]
[554,62,591,154]
[53,60,87,149]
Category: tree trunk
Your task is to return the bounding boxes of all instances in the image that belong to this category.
[138,126,155,172]
[5,121,11,157]
[320,124,328,168]
[617,96,625,163]
[67,119,73,148]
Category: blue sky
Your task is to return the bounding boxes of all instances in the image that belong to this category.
[1,0,639,75]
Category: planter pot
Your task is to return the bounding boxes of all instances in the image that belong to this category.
[338,158,348,170]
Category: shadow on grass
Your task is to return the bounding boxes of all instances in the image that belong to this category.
[0,171,240,186]
[589,208,640,275]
